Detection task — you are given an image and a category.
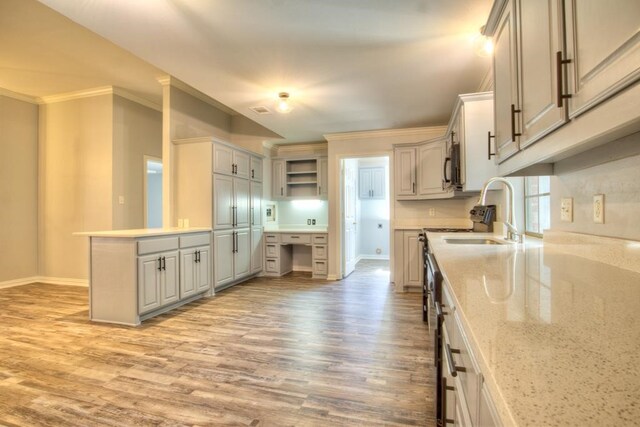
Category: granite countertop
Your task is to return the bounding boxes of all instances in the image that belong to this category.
[74,227,212,238]
[426,230,640,426]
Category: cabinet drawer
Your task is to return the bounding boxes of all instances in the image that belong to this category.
[313,260,327,276]
[265,244,279,258]
[179,233,210,249]
[312,245,327,260]
[281,233,311,244]
[264,234,279,243]
[312,234,328,244]
[265,258,280,273]
[137,237,179,255]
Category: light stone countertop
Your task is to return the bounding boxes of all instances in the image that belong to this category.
[427,230,640,426]
[263,225,328,233]
[74,227,212,238]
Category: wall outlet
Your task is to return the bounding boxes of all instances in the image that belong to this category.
[118,195,125,205]
[307,219,311,225]
[178,218,184,228]
[593,194,604,224]
[184,218,190,228]
[312,219,316,225]
[560,198,573,222]
[428,208,436,217]
[378,223,383,229]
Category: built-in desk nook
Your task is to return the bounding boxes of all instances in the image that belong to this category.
[263,229,328,279]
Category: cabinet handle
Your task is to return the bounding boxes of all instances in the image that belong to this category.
[290,235,299,239]
[161,256,166,271]
[235,231,239,253]
[510,104,522,142]
[556,51,573,108]
[435,302,445,318]
[251,207,254,225]
[442,376,455,425]
[232,206,237,227]
[445,343,466,377]
[280,187,283,196]
[412,182,416,193]
[157,257,162,271]
[450,130,455,146]
[487,131,496,160]
[251,169,254,179]
[443,157,451,184]
[195,250,200,263]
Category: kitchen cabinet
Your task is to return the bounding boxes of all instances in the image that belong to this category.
[250,155,263,181]
[394,147,416,197]
[263,232,327,279]
[173,137,264,291]
[318,157,328,199]
[213,142,250,179]
[84,230,211,325]
[213,228,251,290]
[272,159,286,200]
[393,230,423,290]
[446,92,498,192]
[418,139,448,198]
[271,157,327,200]
[250,226,263,274]
[359,167,385,199]
[485,0,640,174]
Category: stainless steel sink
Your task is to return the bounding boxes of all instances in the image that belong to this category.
[444,238,504,245]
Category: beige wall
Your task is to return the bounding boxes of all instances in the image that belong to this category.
[112,95,162,229]
[550,144,640,241]
[39,95,114,280]
[326,127,450,279]
[0,95,39,283]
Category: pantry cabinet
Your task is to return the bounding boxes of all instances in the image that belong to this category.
[213,143,250,179]
[213,228,251,289]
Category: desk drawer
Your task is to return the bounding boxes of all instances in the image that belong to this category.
[313,260,327,276]
[265,258,280,273]
[312,234,328,244]
[281,233,311,244]
[264,234,279,243]
[312,245,327,260]
[265,244,279,258]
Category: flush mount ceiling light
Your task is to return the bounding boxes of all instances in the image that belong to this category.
[275,92,293,114]
[473,26,493,57]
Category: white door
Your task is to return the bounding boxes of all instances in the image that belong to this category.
[180,249,197,299]
[213,174,234,229]
[137,254,161,314]
[250,156,263,181]
[214,230,234,289]
[234,228,251,279]
[234,178,251,228]
[234,150,250,179]
[251,226,263,274]
[418,140,447,196]
[394,147,416,197]
[160,251,180,306]
[343,160,358,277]
[213,143,234,176]
[195,246,211,293]
[250,181,262,226]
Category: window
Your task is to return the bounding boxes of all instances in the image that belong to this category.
[524,176,550,236]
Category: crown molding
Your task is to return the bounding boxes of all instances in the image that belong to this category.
[36,86,161,111]
[275,142,328,154]
[484,0,508,36]
[157,75,238,116]
[0,88,39,104]
[112,87,162,111]
[324,126,448,142]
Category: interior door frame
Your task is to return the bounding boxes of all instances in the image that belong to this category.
[143,155,163,228]
[338,153,392,280]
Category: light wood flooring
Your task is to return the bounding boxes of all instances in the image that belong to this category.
[0,260,434,426]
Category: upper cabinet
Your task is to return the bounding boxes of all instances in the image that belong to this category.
[485,0,640,173]
[359,167,385,200]
[250,155,263,181]
[213,142,250,179]
[394,147,417,198]
[394,137,450,200]
[271,156,327,200]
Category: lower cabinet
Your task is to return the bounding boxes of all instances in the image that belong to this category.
[393,230,423,290]
[251,226,263,274]
[213,228,252,290]
[88,230,212,326]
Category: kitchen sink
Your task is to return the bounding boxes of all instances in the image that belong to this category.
[444,238,505,245]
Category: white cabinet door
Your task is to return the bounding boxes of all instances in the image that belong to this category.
[234,178,251,228]
[160,251,180,306]
[318,157,328,199]
[518,0,567,149]
[233,150,250,179]
[250,156,263,181]
[250,181,262,226]
[234,228,251,279]
[358,168,373,199]
[566,1,640,118]
[418,140,448,197]
[394,147,416,197]
[272,160,286,199]
[213,143,234,176]
[195,246,211,293]
[403,231,423,287]
[137,254,161,314]
[213,174,234,229]
[214,230,234,289]
[180,249,198,299]
[251,226,263,274]
[493,0,520,162]
[371,167,385,199]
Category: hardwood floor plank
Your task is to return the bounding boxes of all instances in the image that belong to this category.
[0,260,434,426]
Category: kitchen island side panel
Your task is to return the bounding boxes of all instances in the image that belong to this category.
[90,237,138,325]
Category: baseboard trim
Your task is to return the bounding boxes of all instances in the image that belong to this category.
[358,255,390,260]
[0,276,89,288]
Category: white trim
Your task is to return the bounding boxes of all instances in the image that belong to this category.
[275,142,328,154]
[358,255,390,261]
[325,126,448,142]
[0,276,89,289]
[326,274,340,281]
[113,88,162,112]
[157,75,238,116]
[0,88,38,104]
[37,86,161,111]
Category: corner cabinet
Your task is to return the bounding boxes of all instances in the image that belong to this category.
[484,0,640,173]
[86,230,212,326]
[173,137,264,293]
[271,156,327,200]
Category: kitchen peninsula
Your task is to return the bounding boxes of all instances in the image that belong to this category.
[76,228,212,326]
[426,230,640,426]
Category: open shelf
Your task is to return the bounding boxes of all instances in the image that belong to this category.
[287,170,317,175]
[287,181,317,185]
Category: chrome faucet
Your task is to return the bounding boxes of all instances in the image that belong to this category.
[478,177,523,243]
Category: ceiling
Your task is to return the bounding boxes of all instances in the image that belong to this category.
[5,0,493,144]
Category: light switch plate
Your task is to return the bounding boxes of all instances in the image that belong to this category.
[560,198,573,222]
[593,194,604,224]
[118,195,125,205]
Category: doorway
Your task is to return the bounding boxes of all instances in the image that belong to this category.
[144,156,163,228]
[341,156,390,278]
